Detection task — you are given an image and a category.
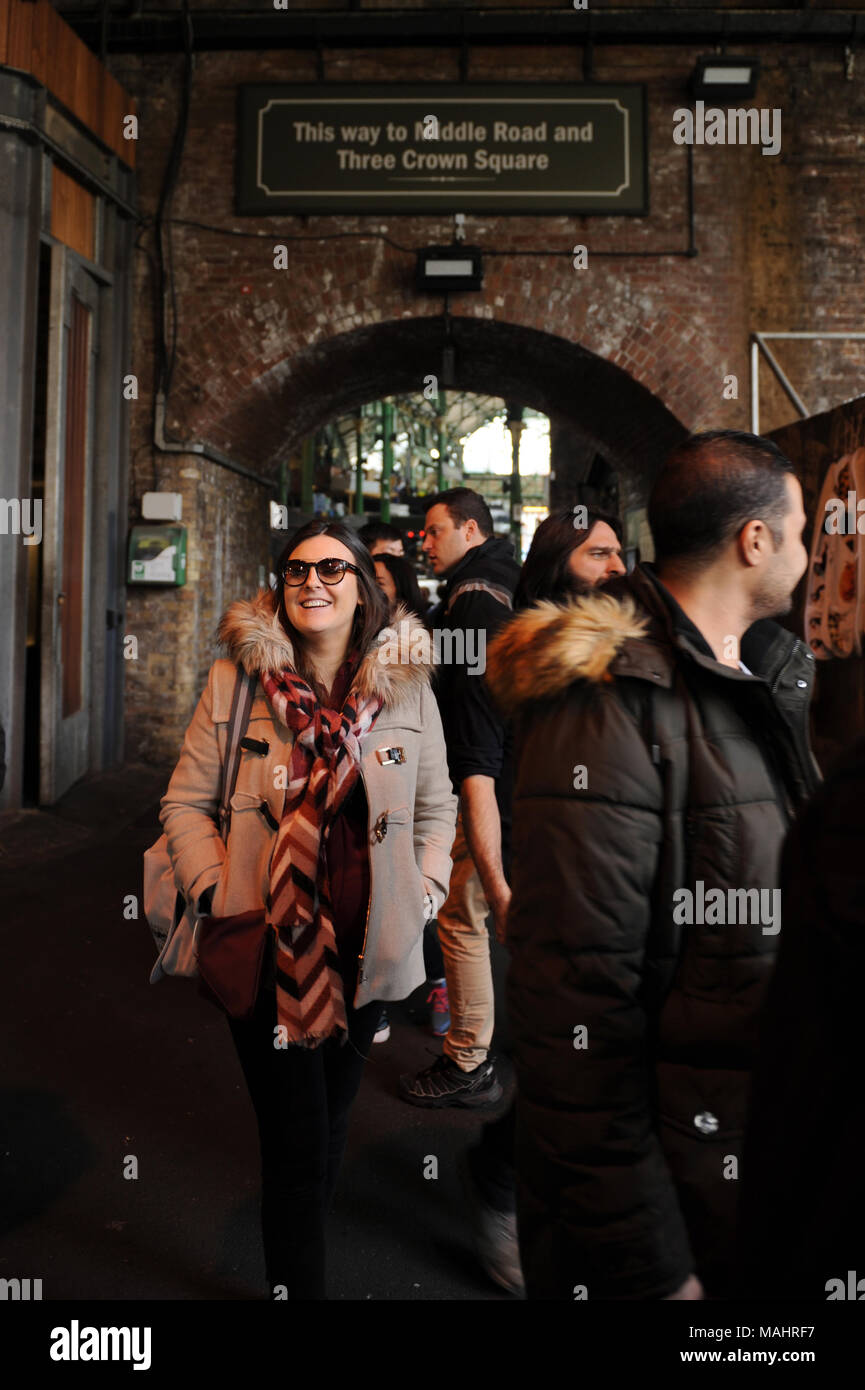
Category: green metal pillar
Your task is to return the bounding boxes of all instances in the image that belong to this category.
[380,400,393,523]
[354,416,365,515]
[436,390,446,492]
[300,435,315,516]
[506,404,525,555]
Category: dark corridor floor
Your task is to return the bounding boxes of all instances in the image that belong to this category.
[0,766,514,1301]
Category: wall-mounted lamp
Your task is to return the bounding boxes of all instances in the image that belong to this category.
[416,245,483,292]
[690,56,760,100]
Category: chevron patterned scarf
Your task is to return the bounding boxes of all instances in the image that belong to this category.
[259,663,383,1048]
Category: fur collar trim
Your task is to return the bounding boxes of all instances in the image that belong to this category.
[217,589,433,710]
[486,592,649,715]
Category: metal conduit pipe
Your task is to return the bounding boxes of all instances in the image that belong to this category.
[154,392,274,489]
[59,8,865,54]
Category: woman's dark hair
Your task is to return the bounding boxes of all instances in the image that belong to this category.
[514,507,623,610]
[373,553,430,618]
[648,430,795,574]
[272,520,390,697]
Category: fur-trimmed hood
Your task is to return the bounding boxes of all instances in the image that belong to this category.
[486,591,650,715]
[216,589,434,710]
[486,565,818,720]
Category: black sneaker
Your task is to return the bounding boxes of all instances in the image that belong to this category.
[399,1054,503,1108]
[372,1009,390,1044]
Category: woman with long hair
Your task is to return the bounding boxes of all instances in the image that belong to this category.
[158,519,457,1298]
[373,552,431,621]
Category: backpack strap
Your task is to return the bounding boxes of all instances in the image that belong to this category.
[217,666,258,845]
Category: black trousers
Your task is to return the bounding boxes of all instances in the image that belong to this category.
[469,1102,516,1212]
[228,963,380,1299]
[423,917,445,981]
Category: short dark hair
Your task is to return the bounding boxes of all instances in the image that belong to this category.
[372,552,430,618]
[426,487,493,539]
[648,430,795,573]
[357,520,404,550]
[272,520,390,698]
[514,507,623,610]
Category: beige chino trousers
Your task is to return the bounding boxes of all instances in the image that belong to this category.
[437,810,495,1072]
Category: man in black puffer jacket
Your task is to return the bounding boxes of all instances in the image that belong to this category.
[486,430,821,1300]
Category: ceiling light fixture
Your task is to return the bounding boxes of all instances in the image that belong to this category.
[690,56,761,100]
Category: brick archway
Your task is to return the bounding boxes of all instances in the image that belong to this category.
[196,315,689,497]
[133,313,695,758]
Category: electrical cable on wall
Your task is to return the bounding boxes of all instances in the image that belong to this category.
[153,0,194,413]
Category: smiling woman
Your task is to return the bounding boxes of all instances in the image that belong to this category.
[274,522,389,702]
[155,517,457,1299]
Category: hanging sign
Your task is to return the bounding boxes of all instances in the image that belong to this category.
[237,83,646,215]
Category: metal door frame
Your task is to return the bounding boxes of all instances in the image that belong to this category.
[39,245,101,804]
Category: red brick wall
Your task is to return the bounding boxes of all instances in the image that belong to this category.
[109,34,865,757]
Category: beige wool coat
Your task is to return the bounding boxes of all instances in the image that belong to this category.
[159,592,458,1009]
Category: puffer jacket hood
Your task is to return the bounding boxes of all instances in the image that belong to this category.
[487,564,817,727]
[486,592,649,714]
[216,589,434,712]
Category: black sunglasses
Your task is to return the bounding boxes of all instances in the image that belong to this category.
[282,557,361,586]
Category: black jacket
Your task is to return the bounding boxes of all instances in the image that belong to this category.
[485,564,821,1300]
[433,534,521,870]
[739,736,865,1300]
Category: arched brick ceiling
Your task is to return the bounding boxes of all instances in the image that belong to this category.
[210,314,687,495]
